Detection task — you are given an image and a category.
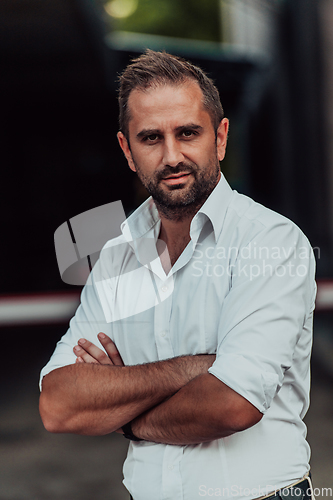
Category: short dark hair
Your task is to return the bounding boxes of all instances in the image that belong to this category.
[118,49,224,141]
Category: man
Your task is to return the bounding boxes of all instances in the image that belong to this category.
[40,50,316,500]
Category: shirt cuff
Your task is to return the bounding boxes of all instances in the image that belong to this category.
[208,353,280,414]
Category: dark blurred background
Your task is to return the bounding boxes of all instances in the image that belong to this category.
[1,0,333,499]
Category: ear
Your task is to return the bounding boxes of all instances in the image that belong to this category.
[117,131,136,172]
[216,118,229,162]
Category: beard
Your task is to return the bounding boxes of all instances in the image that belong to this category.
[133,155,220,221]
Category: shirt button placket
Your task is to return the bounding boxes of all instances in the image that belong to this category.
[154,277,174,360]
[162,447,183,499]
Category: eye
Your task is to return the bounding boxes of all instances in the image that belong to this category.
[144,134,159,142]
[181,129,197,138]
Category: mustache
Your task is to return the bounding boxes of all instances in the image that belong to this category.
[157,163,196,181]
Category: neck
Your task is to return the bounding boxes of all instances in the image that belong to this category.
[159,214,192,243]
[157,212,193,271]
[156,197,202,245]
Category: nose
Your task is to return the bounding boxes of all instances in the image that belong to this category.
[162,136,184,167]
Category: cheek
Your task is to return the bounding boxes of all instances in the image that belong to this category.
[134,148,162,171]
[185,140,215,162]
[192,150,215,169]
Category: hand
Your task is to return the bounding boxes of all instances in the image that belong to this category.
[73,333,124,366]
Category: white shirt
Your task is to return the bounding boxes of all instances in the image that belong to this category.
[40,174,316,500]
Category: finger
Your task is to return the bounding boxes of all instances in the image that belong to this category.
[98,333,124,366]
[75,356,84,363]
[78,338,114,365]
[73,345,99,364]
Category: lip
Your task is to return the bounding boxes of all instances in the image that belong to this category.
[162,173,191,185]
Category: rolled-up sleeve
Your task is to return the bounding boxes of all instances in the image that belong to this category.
[208,220,316,414]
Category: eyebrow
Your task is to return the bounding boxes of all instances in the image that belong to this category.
[175,124,203,133]
[136,123,204,139]
[136,129,161,139]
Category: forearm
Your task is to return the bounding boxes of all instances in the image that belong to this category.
[39,355,214,435]
[131,373,262,445]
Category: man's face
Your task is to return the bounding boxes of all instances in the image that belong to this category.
[117,81,229,218]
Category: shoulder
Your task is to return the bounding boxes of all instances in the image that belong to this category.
[224,191,312,251]
[228,191,294,228]
[88,233,135,286]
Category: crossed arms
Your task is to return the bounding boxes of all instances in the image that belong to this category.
[39,333,262,445]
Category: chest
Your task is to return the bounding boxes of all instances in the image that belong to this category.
[109,251,232,365]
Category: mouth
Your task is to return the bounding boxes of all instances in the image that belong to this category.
[162,172,192,186]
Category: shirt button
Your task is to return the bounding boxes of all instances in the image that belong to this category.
[168,465,174,470]
[160,331,166,337]
[161,286,168,292]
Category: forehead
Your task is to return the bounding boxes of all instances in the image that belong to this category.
[127,81,212,132]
